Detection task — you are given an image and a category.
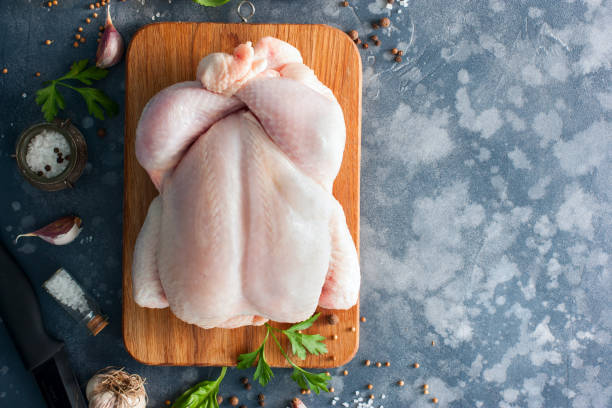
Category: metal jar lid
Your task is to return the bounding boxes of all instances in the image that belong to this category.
[15,119,88,192]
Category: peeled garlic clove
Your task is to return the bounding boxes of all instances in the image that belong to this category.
[16,216,82,245]
[96,1,124,69]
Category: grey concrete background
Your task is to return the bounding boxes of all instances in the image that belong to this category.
[1,0,611,407]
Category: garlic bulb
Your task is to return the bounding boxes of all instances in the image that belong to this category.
[15,215,82,245]
[96,1,124,69]
[86,368,147,408]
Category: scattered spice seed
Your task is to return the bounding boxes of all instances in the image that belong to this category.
[375,362,382,367]
[332,334,338,340]
[391,48,398,54]
[300,389,306,395]
[89,3,95,9]
[350,326,356,332]
[423,384,429,389]
[245,383,252,390]
[75,34,81,40]
[362,43,369,49]
[385,361,391,367]
[96,2,100,7]
[258,394,265,401]
[86,18,91,23]
[97,38,101,43]
[355,38,362,45]
[93,12,99,18]
[73,42,79,48]
[44,165,51,171]
[424,390,430,395]
[217,396,224,404]
[99,25,105,31]
[348,30,359,41]
[327,313,340,325]
[413,362,420,368]
[325,372,331,376]
[332,355,337,361]
[369,395,374,400]
[367,384,373,390]
[398,50,404,56]
[374,40,381,46]
[342,1,349,6]
[395,56,402,62]
[372,23,380,29]
[364,360,371,366]
[329,387,335,393]
[258,401,265,407]
[360,316,366,322]
[397,380,405,386]
[80,37,86,43]
[78,26,84,32]
[53,0,58,4]
[370,35,378,41]
[44,40,52,45]
[388,0,394,3]
[380,17,391,27]
[305,390,311,395]
[432,398,439,404]
[97,128,106,138]
[229,396,239,406]
[35,72,41,77]
[47,1,52,7]
[2,68,7,74]
[432,341,435,346]
[165,401,171,406]
[343,370,348,376]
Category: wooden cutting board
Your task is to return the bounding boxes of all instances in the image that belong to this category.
[123,22,361,367]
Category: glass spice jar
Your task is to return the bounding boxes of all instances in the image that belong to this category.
[15,119,87,191]
[43,268,108,336]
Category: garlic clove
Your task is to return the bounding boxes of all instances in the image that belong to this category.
[16,216,82,245]
[292,398,308,408]
[95,1,124,69]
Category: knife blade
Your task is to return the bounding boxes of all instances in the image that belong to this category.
[0,243,87,408]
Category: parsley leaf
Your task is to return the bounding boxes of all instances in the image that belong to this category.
[192,0,232,6]
[237,330,274,386]
[237,314,331,393]
[171,366,226,408]
[283,313,327,360]
[35,59,117,122]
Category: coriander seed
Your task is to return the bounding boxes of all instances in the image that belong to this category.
[363,43,369,49]
[44,40,52,45]
[343,370,348,376]
[374,40,381,46]
[35,72,41,77]
[80,37,86,43]
[93,12,98,18]
[78,26,84,32]
[432,398,439,404]
[364,359,371,366]
[89,3,95,9]
[380,17,391,27]
[397,380,405,386]
[86,17,91,23]
[330,387,335,392]
[350,326,356,332]
[369,395,374,400]
[165,401,171,406]
[424,390,430,395]
[348,30,359,41]
[75,34,81,39]
[385,361,390,367]
[73,41,79,48]
[229,396,239,406]
[360,316,366,322]
[245,383,252,390]
[375,362,382,367]
[301,389,306,395]
[258,394,265,401]
[413,362,420,368]
[1,68,7,74]
[395,56,402,62]
[217,396,224,404]
[391,48,398,54]
[423,384,429,389]
[367,384,373,390]
[372,23,380,29]
[342,1,349,6]
[258,401,265,407]
[398,50,404,56]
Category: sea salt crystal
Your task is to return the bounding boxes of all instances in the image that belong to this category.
[342,403,349,407]
[355,391,360,396]
[44,268,89,314]
[381,394,386,399]
[332,401,336,406]
[333,397,340,401]
[25,130,70,178]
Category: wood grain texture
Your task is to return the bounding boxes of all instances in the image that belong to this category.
[123,23,362,367]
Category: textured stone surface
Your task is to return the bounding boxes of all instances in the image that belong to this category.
[1,1,611,407]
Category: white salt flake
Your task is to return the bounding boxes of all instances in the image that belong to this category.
[44,268,89,314]
[342,403,349,407]
[25,129,70,178]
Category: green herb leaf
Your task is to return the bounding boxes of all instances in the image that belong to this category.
[35,59,116,122]
[285,313,320,333]
[192,0,232,6]
[237,330,274,386]
[36,82,64,122]
[290,368,330,394]
[171,366,226,408]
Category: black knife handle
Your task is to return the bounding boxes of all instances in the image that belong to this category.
[0,243,63,370]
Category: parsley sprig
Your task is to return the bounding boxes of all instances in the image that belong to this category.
[171,367,226,408]
[237,313,330,394]
[35,59,118,122]
[192,0,232,6]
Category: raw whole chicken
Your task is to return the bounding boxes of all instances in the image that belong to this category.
[132,37,359,329]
